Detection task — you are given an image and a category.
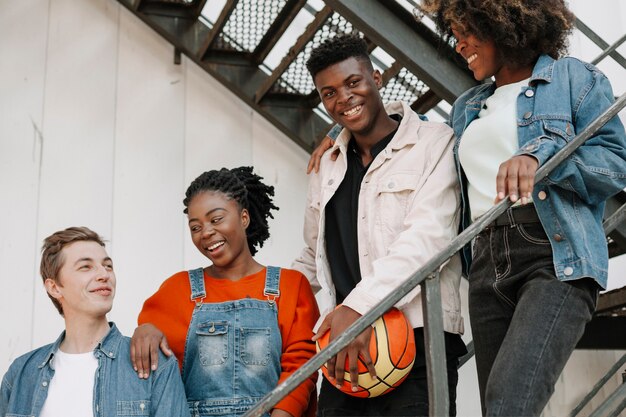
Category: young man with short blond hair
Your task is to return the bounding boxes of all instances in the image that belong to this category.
[0,227,189,417]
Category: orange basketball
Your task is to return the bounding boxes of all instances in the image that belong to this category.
[316,307,416,398]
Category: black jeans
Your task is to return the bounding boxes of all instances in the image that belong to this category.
[317,331,462,417]
[469,222,598,416]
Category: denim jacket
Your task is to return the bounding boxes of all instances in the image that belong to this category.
[0,323,190,417]
[450,54,626,288]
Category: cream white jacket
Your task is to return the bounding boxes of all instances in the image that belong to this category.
[292,101,464,334]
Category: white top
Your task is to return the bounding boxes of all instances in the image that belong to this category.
[40,350,98,417]
[458,78,531,219]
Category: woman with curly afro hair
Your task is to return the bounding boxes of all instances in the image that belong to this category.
[129,167,320,417]
[417,0,626,415]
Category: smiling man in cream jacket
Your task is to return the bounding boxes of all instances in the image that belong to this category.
[292,34,466,417]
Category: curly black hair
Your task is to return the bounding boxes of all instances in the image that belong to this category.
[183,167,278,256]
[306,33,372,79]
[417,0,575,68]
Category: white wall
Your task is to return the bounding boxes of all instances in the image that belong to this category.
[1,1,625,416]
[0,0,310,367]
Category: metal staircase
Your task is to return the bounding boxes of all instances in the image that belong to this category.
[116,0,475,152]
[117,1,626,415]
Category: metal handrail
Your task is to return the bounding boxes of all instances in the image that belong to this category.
[570,353,626,417]
[588,382,626,417]
[575,18,626,69]
[244,93,626,417]
[592,33,626,66]
[604,201,626,235]
[458,340,474,368]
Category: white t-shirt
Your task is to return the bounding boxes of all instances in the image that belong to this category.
[458,78,531,219]
[40,349,98,417]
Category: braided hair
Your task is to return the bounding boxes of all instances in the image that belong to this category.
[183,167,279,256]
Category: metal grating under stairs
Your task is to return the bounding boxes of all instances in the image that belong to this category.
[116,0,475,152]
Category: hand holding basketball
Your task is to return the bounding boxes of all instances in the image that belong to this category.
[316,306,416,398]
[314,305,377,392]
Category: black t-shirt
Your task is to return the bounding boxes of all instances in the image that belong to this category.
[325,114,401,304]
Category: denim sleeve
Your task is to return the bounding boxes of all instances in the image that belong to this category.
[513,135,560,167]
[526,72,626,204]
[326,123,342,141]
[149,356,190,417]
[0,371,13,416]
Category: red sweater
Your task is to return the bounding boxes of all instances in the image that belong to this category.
[138,267,319,417]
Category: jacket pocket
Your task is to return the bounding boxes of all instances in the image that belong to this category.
[197,321,229,366]
[117,400,150,415]
[517,223,551,245]
[375,173,418,245]
[542,118,574,142]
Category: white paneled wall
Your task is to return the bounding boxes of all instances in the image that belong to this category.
[109,5,188,330]
[1,1,625,416]
[0,0,311,371]
[0,0,49,370]
[31,0,120,347]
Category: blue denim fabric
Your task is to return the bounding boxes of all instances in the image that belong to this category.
[469,221,598,416]
[182,267,282,417]
[0,322,190,417]
[449,55,626,288]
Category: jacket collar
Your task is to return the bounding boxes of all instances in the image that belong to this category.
[529,54,555,84]
[331,101,421,153]
[38,322,122,368]
[465,54,555,105]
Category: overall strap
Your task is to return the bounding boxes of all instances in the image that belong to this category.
[264,266,281,304]
[188,268,206,307]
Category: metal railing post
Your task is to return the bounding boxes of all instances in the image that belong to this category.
[421,271,449,416]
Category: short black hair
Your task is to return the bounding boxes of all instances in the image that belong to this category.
[306,33,373,79]
[183,167,278,256]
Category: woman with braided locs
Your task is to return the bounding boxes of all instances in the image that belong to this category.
[416,0,626,415]
[130,167,320,417]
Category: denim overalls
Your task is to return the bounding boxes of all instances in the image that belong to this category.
[182,267,282,417]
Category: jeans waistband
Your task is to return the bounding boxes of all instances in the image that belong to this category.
[488,204,541,228]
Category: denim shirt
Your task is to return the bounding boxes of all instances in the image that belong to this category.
[449,54,626,288]
[0,322,190,417]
